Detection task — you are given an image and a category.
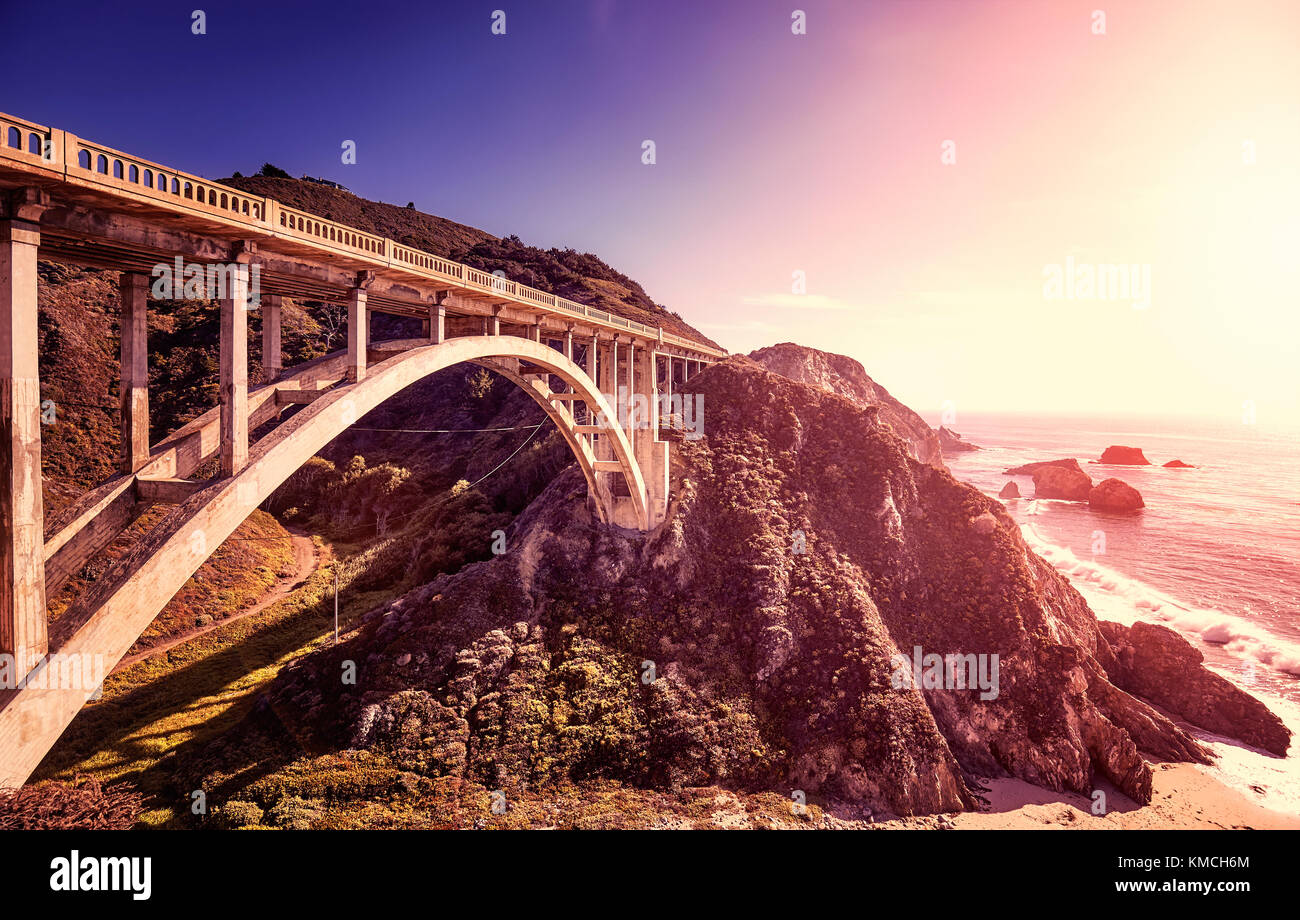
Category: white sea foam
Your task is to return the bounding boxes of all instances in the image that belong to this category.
[1022,521,1300,816]
[1189,693,1300,817]
[1022,522,1300,676]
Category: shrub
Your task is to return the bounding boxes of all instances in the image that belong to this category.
[211,800,264,829]
[267,795,322,830]
[0,776,143,829]
[256,163,291,179]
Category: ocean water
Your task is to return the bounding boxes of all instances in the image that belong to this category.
[933,412,1300,813]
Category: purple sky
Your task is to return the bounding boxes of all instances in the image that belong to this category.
[4,0,1298,424]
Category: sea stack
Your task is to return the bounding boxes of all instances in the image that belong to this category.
[1088,478,1145,512]
[1004,458,1084,476]
[999,481,1020,499]
[1099,445,1151,465]
[1163,459,1194,468]
[1033,466,1093,501]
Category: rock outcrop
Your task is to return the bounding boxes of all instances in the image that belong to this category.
[1004,458,1084,477]
[1088,478,1145,512]
[1033,466,1094,501]
[998,482,1020,499]
[749,343,942,466]
[937,426,979,453]
[188,355,1264,820]
[1163,459,1194,468]
[1099,621,1291,756]
[1099,446,1150,465]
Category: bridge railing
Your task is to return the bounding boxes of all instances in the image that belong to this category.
[0,114,57,171]
[65,132,272,225]
[1,111,725,359]
[271,201,387,258]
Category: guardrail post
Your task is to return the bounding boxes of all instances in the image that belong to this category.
[0,188,51,673]
[119,271,150,472]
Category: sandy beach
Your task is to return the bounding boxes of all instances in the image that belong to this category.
[873,763,1300,830]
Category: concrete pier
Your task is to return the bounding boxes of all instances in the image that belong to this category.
[0,189,49,670]
[119,272,150,472]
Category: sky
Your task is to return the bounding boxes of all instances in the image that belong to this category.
[2,0,1297,426]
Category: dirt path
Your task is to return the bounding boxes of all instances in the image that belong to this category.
[112,528,327,673]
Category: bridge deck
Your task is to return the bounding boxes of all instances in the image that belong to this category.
[0,110,725,359]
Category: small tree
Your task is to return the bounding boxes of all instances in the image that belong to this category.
[256,163,291,179]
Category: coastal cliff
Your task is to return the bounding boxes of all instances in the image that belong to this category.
[179,351,1285,826]
[748,343,943,465]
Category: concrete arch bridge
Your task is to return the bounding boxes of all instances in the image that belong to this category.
[0,111,723,787]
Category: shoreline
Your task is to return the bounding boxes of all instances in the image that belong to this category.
[873,763,1300,830]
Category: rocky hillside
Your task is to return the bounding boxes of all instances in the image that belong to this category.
[749,343,941,465]
[175,354,1286,827]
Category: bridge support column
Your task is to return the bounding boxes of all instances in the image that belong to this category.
[637,348,669,527]
[347,287,367,384]
[428,303,445,344]
[594,337,616,465]
[219,265,250,476]
[0,190,50,669]
[607,337,619,403]
[119,272,150,473]
[624,339,636,456]
[262,294,282,382]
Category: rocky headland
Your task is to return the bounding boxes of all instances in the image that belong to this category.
[178,350,1287,826]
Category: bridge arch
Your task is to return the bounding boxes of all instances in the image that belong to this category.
[0,335,648,786]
